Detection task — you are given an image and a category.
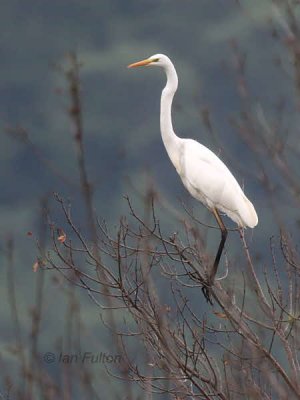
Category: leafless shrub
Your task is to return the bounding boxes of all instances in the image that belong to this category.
[39,184,300,399]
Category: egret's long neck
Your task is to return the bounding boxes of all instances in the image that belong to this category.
[160,63,181,169]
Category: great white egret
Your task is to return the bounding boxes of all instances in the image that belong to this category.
[128,53,258,291]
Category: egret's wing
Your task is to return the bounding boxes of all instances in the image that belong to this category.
[180,139,258,227]
[181,140,241,206]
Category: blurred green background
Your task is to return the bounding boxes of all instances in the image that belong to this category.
[1,0,298,397]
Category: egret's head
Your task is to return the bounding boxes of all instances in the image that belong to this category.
[128,54,171,69]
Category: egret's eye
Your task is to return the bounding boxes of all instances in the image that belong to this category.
[152,58,159,63]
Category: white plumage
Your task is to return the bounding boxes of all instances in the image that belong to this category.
[128,53,258,288]
[178,138,258,228]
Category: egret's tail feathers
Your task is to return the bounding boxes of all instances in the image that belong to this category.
[239,196,258,228]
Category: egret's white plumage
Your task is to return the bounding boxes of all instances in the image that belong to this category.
[128,53,258,229]
[128,53,258,290]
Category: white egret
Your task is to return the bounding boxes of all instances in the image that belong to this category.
[128,54,258,290]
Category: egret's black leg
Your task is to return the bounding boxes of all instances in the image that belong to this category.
[202,208,228,303]
[209,208,228,285]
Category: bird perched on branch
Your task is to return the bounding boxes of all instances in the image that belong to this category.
[128,54,258,296]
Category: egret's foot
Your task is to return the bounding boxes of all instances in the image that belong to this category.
[202,283,213,305]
